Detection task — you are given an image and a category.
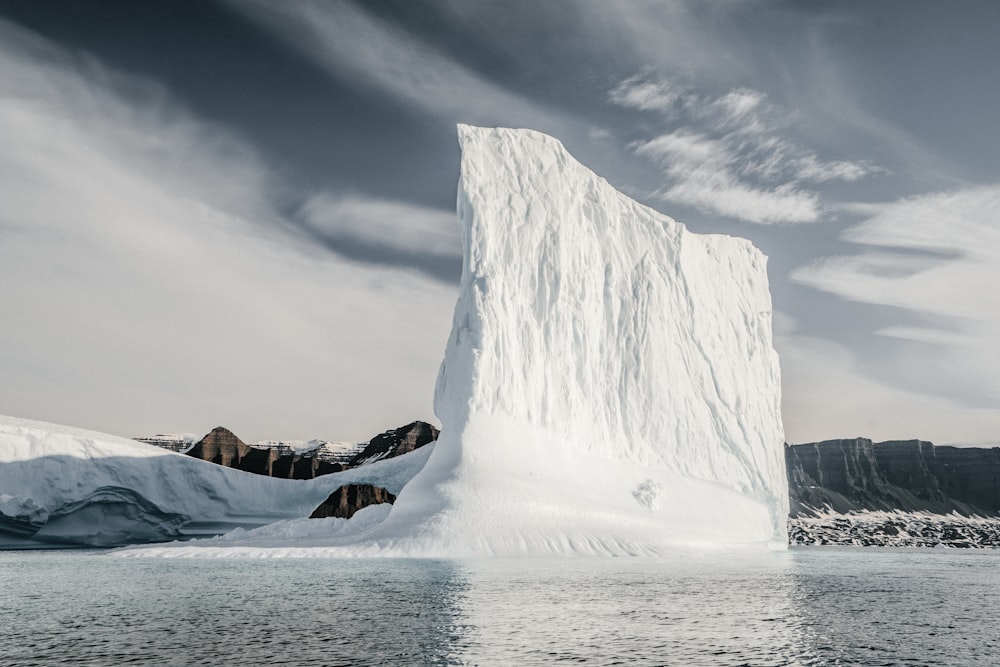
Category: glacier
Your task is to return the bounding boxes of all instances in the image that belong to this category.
[123,125,787,557]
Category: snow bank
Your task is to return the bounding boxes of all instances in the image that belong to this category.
[125,125,786,558]
[0,415,431,547]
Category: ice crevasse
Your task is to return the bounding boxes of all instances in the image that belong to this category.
[266,124,787,556]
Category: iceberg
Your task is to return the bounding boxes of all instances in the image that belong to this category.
[15,125,787,557]
[374,125,788,554]
[0,415,432,547]
[135,125,787,557]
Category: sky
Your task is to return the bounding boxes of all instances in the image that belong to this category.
[0,0,997,445]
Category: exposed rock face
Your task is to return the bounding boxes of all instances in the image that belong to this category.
[309,484,396,520]
[347,421,440,467]
[133,435,194,453]
[183,423,439,480]
[786,438,1000,518]
[186,427,261,468]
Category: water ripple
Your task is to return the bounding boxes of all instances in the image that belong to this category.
[0,548,997,665]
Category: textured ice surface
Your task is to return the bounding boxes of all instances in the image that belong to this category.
[393,125,787,553]
[0,415,432,547]
[132,125,787,557]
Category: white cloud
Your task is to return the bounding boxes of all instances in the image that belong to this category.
[298,195,460,260]
[609,76,683,115]
[793,153,875,183]
[634,130,821,223]
[0,20,457,441]
[875,327,975,346]
[612,75,879,224]
[778,331,999,445]
[659,176,820,224]
[227,0,567,131]
[711,88,767,125]
[791,186,1000,410]
[794,188,1000,321]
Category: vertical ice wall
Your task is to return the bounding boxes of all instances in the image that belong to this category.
[400,125,787,553]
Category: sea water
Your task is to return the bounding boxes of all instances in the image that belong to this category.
[1,548,997,666]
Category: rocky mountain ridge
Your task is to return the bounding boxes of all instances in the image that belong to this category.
[172,421,439,481]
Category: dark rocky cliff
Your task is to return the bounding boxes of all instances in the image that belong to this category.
[786,438,1000,517]
[185,426,344,479]
[184,422,439,480]
[309,484,396,520]
[347,421,440,467]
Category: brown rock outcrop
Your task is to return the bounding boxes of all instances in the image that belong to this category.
[183,421,439,480]
[309,484,396,519]
[184,427,345,479]
[348,421,440,466]
[186,427,272,470]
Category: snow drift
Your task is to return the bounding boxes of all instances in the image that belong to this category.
[129,125,787,557]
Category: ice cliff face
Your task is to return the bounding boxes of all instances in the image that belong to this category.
[340,125,787,555]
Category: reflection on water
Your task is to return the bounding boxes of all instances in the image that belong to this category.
[1,549,998,665]
[451,555,803,665]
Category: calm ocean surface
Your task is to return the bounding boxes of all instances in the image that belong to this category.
[1,547,997,666]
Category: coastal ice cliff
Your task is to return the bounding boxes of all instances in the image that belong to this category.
[167,124,786,557]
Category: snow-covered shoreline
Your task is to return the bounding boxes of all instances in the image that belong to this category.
[789,509,1000,548]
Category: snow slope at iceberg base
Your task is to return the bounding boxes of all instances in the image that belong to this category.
[124,125,786,558]
[0,415,432,548]
[118,414,774,558]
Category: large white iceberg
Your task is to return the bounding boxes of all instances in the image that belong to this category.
[12,125,787,557]
[373,125,788,554]
[135,125,787,557]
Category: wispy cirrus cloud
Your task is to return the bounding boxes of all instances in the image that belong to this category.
[777,323,1000,445]
[226,0,567,131]
[297,194,461,282]
[791,187,1000,407]
[611,74,880,224]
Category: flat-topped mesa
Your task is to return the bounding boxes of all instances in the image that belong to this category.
[786,438,1000,517]
[356,125,788,555]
